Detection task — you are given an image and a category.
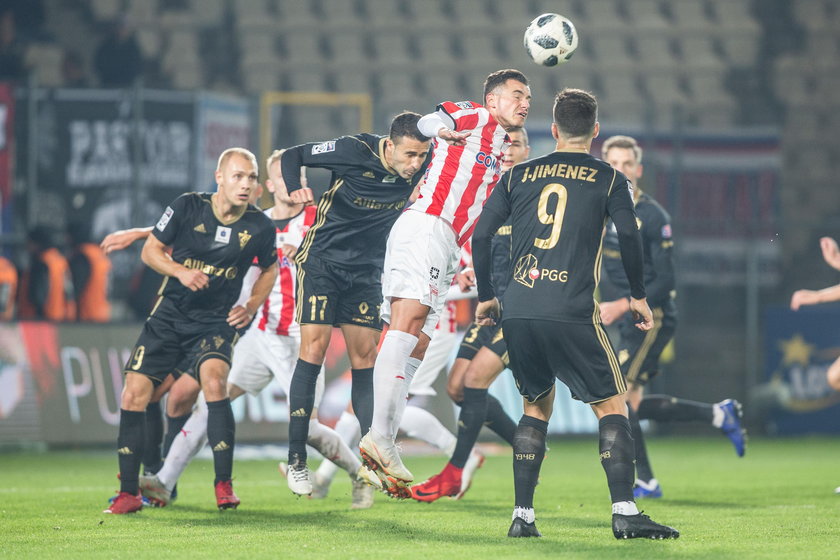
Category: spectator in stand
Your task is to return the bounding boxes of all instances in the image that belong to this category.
[0,254,17,321]
[94,17,142,88]
[18,226,75,321]
[0,8,26,81]
[68,222,111,323]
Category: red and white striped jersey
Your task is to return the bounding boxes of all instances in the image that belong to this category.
[412,101,510,247]
[242,206,317,337]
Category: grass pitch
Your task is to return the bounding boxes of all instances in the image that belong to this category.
[1,436,837,559]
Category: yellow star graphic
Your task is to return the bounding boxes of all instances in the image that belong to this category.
[778,334,814,366]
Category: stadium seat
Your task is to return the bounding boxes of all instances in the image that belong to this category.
[282,28,328,65]
[460,31,502,66]
[684,67,731,104]
[449,0,496,29]
[370,30,416,66]
[628,0,671,31]
[416,31,458,69]
[404,0,448,30]
[331,68,373,95]
[286,69,330,92]
[645,70,689,105]
[327,30,371,66]
[319,0,368,26]
[590,35,635,69]
[126,0,159,26]
[243,58,281,93]
[187,0,225,27]
[634,34,679,71]
[90,0,121,22]
[363,0,409,28]
[679,33,725,70]
[240,33,278,62]
[276,2,320,29]
[718,32,760,67]
[671,0,712,31]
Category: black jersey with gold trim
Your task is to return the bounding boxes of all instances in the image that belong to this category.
[474,151,642,323]
[152,192,276,321]
[601,192,675,310]
[281,134,423,269]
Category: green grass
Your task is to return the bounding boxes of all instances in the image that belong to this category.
[1,437,837,559]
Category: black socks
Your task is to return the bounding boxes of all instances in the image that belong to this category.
[598,414,636,503]
[484,394,517,446]
[118,409,145,494]
[351,367,374,436]
[287,359,321,463]
[512,415,548,509]
[451,387,489,468]
[142,401,163,473]
[637,395,714,423]
[627,406,654,482]
[207,398,235,484]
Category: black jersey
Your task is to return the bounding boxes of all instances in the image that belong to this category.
[151,192,276,321]
[281,134,423,270]
[473,150,646,323]
[601,191,676,310]
[490,223,513,302]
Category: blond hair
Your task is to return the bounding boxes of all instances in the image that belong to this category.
[267,148,285,170]
[217,147,258,172]
[601,135,642,164]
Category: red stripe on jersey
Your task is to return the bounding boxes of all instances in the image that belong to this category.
[258,286,270,331]
[275,256,294,335]
[426,140,465,216]
[456,112,479,131]
[450,119,498,235]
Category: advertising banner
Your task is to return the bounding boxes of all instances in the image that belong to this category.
[761,304,840,434]
[195,93,252,191]
[0,322,353,445]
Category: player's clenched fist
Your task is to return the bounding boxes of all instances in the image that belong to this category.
[176,268,209,291]
[475,298,500,326]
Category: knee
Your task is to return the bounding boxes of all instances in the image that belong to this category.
[300,339,329,365]
[446,381,463,403]
[121,387,149,411]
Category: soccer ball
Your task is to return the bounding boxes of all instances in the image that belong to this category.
[523,13,578,67]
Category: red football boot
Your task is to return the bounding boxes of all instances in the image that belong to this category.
[103,491,143,514]
[410,462,463,503]
[215,480,240,510]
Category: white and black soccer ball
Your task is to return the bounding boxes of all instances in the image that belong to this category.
[523,13,578,67]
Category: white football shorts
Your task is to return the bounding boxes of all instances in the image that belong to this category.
[380,210,461,338]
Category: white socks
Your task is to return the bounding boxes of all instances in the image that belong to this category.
[307,418,361,474]
[157,395,208,490]
[712,402,725,428]
[612,501,640,516]
[400,405,457,456]
[314,411,361,483]
[371,330,419,441]
[512,506,535,523]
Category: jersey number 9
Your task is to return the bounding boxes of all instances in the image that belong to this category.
[534,183,568,250]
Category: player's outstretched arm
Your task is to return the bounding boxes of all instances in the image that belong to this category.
[820,237,840,271]
[100,226,154,254]
[791,284,840,310]
[140,235,208,292]
[417,112,470,146]
[228,262,278,329]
